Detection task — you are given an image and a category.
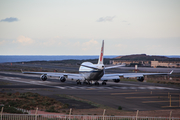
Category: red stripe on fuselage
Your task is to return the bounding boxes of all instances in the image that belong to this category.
[100,48,103,62]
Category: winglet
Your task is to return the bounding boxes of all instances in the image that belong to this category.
[98,40,104,64]
[170,70,173,74]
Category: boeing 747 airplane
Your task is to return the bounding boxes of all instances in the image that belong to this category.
[22,40,173,85]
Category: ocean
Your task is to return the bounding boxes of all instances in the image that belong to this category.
[0,55,117,63]
[0,55,179,63]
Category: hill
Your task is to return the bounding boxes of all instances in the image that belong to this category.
[114,54,180,61]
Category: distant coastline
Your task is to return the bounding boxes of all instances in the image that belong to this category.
[0,55,117,63]
[166,55,180,58]
[0,55,179,63]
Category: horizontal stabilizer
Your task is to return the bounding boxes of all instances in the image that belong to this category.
[170,70,173,74]
[105,63,126,69]
[80,64,100,70]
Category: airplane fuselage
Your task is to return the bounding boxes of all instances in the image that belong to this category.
[79,62,105,81]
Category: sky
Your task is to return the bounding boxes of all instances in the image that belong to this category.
[0,0,180,55]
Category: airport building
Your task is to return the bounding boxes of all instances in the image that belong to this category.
[110,60,180,68]
[151,61,180,68]
[110,60,150,66]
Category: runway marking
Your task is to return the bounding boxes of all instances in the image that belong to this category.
[3,77,21,80]
[161,106,180,108]
[111,83,140,86]
[55,86,66,89]
[1,76,180,91]
[111,92,147,95]
[86,88,95,90]
[0,76,59,88]
[126,96,178,99]
[143,100,179,103]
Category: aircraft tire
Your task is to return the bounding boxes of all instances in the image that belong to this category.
[77,81,81,85]
[83,81,88,85]
[95,82,99,85]
[102,82,106,85]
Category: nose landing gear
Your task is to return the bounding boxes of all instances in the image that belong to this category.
[76,80,81,85]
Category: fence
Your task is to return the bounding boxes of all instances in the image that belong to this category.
[1,114,180,120]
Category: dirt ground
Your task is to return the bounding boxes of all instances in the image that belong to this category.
[31,108,180,117]
[72,108,180,117]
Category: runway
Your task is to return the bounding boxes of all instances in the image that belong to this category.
[0,71,180,111]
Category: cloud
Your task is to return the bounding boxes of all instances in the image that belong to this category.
[97,16,115,22]
[82,39,99,51]
[42,36,62,46]
[65,39,99,51]
[0,40,6,45]
[0,17,19,22]
[82,39,98,46]
[115,44,127,48]
[146,45,162,50]
[43,39,61,46]
[122,20,131,25]
[14,36,34,45]
[122,20,127,22]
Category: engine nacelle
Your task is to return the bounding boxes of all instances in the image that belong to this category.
[40,74,47,81]
[113,79,120,83]
[137,77,144,82]
[60,76,66,82]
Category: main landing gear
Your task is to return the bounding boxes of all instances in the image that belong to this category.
[76,80,107,85]
[95,81,107,85]
[83,80,91,85]
[94,81,99,85]
[102,81,106,85]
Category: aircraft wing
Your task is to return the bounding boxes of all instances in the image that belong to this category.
[101,70,173,80]
[21,70,84,80]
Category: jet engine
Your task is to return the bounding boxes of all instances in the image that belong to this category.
[113,78,120,83]
[137,77,144,82]
[40,74,47,81]
[60,76,66,82]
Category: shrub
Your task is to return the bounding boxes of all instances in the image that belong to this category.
[1,106,23,114]
[18,94,27,98]
[62,110,66,113]
[33,93,39,97]
[8,100,17,106]
[23,105,30,110]
[118,106,122,110]
[0,100,5,104]
[7,93,12,96]
[46,106,58,113]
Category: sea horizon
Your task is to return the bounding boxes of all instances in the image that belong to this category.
[0,55,117,63]
[0,55,180,63]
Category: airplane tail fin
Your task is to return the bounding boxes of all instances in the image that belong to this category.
[98,40,104,64]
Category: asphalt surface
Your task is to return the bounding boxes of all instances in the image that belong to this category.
[0,71,180,111]
[7,62,180,73]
